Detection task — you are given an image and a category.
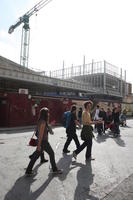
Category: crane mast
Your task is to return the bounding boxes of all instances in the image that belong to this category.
[8,0,52,68]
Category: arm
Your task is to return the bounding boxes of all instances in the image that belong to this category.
[47,124,54,135]
[75,119,81,128]
[37,122,46,152]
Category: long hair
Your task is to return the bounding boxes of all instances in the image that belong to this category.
[38,107,49,122]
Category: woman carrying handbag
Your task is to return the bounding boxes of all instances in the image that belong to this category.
[25,107,62,176]
[28,128,48,164]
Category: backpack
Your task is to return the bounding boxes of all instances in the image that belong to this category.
[62,111,71,128]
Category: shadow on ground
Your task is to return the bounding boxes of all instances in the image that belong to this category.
[73,162,99,200]
[4,154,78,200]
[95,132,126,147]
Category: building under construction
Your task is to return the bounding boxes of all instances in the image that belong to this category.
[45,59,131,99]
[0,56,132,127]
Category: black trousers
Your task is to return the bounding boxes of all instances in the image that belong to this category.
[63,132,80,151]
[75,138,92,159]
[26,141,57,173]
[29,151,45,162]
[97,123,103,135]
[114,122,120,135]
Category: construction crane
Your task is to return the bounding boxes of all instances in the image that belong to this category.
[8,0,52,68]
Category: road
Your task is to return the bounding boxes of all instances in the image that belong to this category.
[0,119,133,200]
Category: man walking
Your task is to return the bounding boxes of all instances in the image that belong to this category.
[63,105,81,153]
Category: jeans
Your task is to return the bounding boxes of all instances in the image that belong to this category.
[75,138,92,159]
[26,141,57,173]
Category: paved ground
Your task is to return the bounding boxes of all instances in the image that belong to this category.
[0,119,133,200]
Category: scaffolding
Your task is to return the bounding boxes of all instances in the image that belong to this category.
[42,60,128,97]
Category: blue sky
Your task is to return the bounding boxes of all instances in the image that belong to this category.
[0,0,133,87]
[0,1,28,29]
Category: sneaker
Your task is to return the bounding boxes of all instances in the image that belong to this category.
[40,159,48,164]
[63,150,70,154]
[25,171,34,177]
[72,151,77,160]
[52,169,63,174]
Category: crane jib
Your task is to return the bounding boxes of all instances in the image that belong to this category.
[8,0,53,67]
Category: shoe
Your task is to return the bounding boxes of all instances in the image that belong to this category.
[86,157,95,161]
[40,159,48,164]
[29,155,32,159]
[52,169,63,174]
[114,134,118,138]
[73,151,77,160]
[25,170,34,177]
[63,150,70,153]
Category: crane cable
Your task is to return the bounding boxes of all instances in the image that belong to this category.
[27,0,53,17]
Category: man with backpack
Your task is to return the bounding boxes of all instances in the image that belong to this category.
[63,105,81,153]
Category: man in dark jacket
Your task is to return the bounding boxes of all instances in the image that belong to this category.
[112,106,121,137]
[99,108,106,133]
[63,105,81,153]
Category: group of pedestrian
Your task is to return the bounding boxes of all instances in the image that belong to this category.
[93,104,126,137]
[25,101,125,177]
[63,101,95,161]
[25,100,96,177]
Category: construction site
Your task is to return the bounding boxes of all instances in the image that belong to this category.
[0,55,132,127]
[0,0,133,127]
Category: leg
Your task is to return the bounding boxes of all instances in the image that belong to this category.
[97,123,102,135]
[40,152,45,161]
[74,141,88,155]
[103,121,106,133]
[40,152,48,163]
[43,142,57,172]
[63,135,72,153]
[72,133,80,148]
[26,150,40,174]
[113,123,120,137]
[85,138,92,159]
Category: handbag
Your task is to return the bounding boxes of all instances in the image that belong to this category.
[29,130,38,147]
[81,125,94,141]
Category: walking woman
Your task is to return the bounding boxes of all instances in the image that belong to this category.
[25,107,62,176]
[73,100,95,161]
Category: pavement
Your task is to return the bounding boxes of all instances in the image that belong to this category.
[0,119,133,200]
